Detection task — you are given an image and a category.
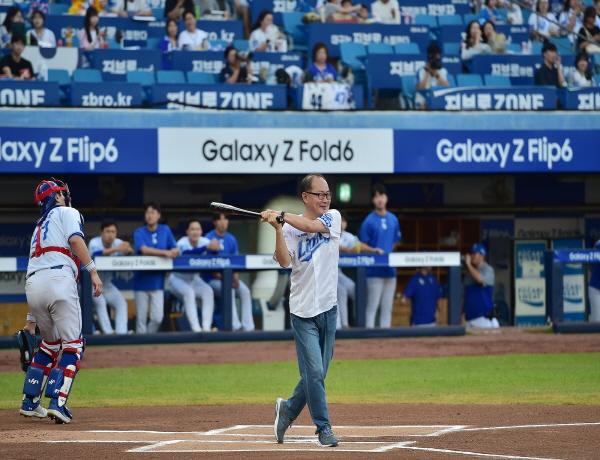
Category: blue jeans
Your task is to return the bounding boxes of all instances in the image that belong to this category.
[284,305,337,433]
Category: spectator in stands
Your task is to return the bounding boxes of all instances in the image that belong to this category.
[534,41,567,87]
[164,0,194,20]
[400,267,441,327]
[463,243,499,329]
[219,45,253,83]
[159,19,180,53]
[478,0,502,24]
[358,4,374,23]
[462,20,492,61]
[168,219,220,333]
[178,10,209,50]
[588,239,600,322]
[595,0,600,27]
[27,10,56,48]
[559,0,583,43]
[29,0,50,15]
[416,42,449,108]
[133,203,179,334]
[370,0,400,24]
[321,0,361,23]
[330,0,361,22]
[78,7,105,51]
[1,34,35,79]
[482,20,507,53]
[88,219,133,335]
[568,52,593,86]
[249,10,287,52]
[69,0,107,15]
[528,0,560,42]
[198,0,233,19]
[577,6,600,53]
[110,0,152,17]
[504,0,523,24]
[359,183,401,329]
[305,42,338,82]
[205,213,255,331]
[1,6,25,48]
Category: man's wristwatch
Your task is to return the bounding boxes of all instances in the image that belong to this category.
[276,211,285,225]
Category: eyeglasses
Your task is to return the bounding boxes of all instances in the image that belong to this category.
[305,191,332,201]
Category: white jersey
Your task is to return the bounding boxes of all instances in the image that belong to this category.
[27,206,84,278]
[173,236,210,281]
[340,230,359,251]
[282,209,342,318]
[88,236,124,284]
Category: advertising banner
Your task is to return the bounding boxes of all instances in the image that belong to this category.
[514,240,547,325]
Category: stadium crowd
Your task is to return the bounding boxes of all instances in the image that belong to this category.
[0,0,599,107]
[82,184,501,335]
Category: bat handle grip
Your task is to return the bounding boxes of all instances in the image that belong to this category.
[276,211,285,225]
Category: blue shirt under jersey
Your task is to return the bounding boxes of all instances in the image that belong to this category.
[590,240,600,289]
[203,230,239,281]
[463,262,495,320]
[133,224,176,291]
[359,211,401,278]
[404,272,441,325]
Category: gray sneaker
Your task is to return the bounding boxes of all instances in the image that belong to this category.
[318,425,339,447]
[274,398,292,443]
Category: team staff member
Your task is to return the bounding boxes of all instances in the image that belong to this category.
[133,203,178,334]
[588,240,600,322]
[168,219,220,332]
[464,243,499,329]
[21,179,102,424]
[263,173,341,447]
[205,213,255,331]
[359,184,401,328]
[88,219,133,335]
[400,267,441,327]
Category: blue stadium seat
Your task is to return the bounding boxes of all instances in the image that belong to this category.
[146,38,160,50]
[400,75,417,108]
[127,70,156,86]
[443,42,461,56]
[463,13,478,24]
[393,43,420,55]
[414,14,437,27]
[209,39,229,50]
[73,69,102,83]
[594,75,600,87]
[106,37,120,49]
[367,43,394,54]
[456,73,484,87]
[282,12,306,50]
[484,74,511,86]
[446,74,456,86]
[531,42,543,55]
[151,8,163,18]
[234,39,249,51]
[506,43,522,54]
[47,69,70,86]
[187,72,216,84]
[340,43,366,70]
[156,70,186,84]
[49,3,70,14]
[550,37,574,55]
[438,15,463,26]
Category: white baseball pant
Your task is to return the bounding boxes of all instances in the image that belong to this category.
[209,279,255,331]
[134,290,164,334]
[337,270,355,329]
[588,286,600,322]
[25,266,81,342]
[93,281,128,334]
[169,274,215,332]
[365,277,397,328]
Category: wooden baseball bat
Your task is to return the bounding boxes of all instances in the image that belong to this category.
[210,202,262,218]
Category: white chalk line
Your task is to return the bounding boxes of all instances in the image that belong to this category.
[395,445,563,460]
[458,422,600,432]
[128,440,183,453]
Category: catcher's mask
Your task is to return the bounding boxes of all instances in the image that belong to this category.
[34,178,71,213]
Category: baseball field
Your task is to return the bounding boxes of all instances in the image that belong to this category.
[1,329,599,459]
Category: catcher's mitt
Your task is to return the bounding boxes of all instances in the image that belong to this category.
[16,330,38,372]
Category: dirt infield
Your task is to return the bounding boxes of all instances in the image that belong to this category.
[1,404,599,459]
[2,328,600,372]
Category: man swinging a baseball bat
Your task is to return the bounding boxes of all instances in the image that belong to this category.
[261,173,341,447]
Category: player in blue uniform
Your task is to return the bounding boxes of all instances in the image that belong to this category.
[588,240,600,322]
[205,213,255,331]
[359,184,401,328]
[401,267,441,327]
[463,243,498,329]
[133,203,178,334]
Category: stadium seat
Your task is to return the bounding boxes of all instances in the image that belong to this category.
[506,43,522,54]
[151,8,163,18]
[282,12,306,51]
[400,75,417,108]
[49,3,69,14]
[443,42,461,56]
[463,13,478,24]
[414,14,437,27]
[187,72,217,84]
[531,42,543,55]
[438,15,463,26]
[340,43,366,70]
[367,43,394,54]
[550,37,574,54]
[393,43,420,55]
[72,69,102,83]
[446,74,456,86]
[209,39,229,50]
[234,39,249,52]
[594,75,600,86]
[156,70,186,84]
[484,74,511,86]
[146,38,160,50]
[127,70,156,86]
[47,69,70,86]
[456,73,484,87]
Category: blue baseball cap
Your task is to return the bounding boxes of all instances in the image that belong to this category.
[469,243,487,256]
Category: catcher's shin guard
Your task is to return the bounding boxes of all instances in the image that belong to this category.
[22,366,45,399]
[47,339,83,408]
